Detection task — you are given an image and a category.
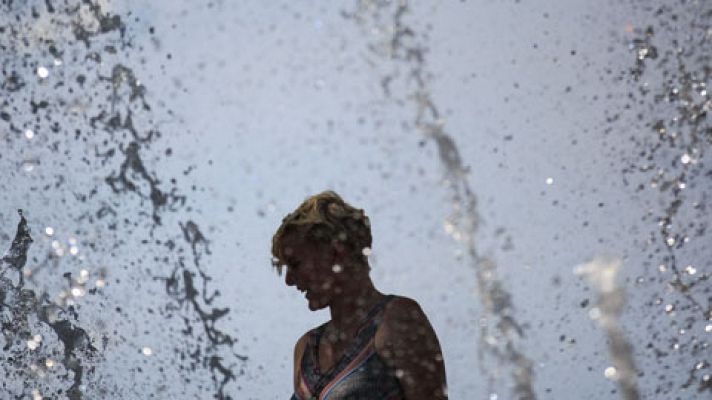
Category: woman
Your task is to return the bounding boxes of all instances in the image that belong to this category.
[272,191,448,400]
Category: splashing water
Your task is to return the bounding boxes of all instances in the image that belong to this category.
[1,211,97,399]
[1,1,243,398]
[617,0,711,395]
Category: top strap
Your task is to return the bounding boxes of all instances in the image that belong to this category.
[305,294,396,392]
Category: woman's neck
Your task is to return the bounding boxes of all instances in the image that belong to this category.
[327,276,384,335]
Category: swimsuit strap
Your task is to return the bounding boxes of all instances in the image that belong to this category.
[307,294,396,394]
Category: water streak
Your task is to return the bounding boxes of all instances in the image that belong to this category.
[346,1,536,398]
[575,256,640,400]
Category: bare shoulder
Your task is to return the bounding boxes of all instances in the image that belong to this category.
[294,331,309,360]
[384,295,426,317]
[292,331,310,391]
[376,295,435,345]
[378,296,432,336]
[375,295,448,399]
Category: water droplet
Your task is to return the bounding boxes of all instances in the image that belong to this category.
[22,160,36,172]
[604,366,618,380]
[45,227,54,236]
[36,66,49,78]
[331,264,343,273]
[24,129,35,139]
[588,307,601,319]
[142,347,153,356]
[546,177,554,185]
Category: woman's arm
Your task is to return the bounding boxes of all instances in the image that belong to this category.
[375,297,448,400]
[292,333,309,395]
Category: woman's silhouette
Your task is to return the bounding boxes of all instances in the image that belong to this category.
[272,191,447,399]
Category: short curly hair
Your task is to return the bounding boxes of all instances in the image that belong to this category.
[271,190,372,274]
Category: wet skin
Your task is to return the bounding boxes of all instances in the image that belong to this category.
[281,235,448,399]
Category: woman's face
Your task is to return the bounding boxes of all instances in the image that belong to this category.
[280,236,344,311]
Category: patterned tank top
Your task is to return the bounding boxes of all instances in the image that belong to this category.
[290,294,404,400]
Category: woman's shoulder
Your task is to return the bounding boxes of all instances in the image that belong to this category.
[377,295,433,342]
[382,294,426,319]
[294,321,328,356]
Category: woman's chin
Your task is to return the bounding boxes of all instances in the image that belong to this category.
[307,296,328,311]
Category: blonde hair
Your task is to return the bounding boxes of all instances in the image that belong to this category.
[271,190,372,272]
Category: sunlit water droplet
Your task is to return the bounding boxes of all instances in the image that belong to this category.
[142,347,153,356]
[22,160,37,172]
[604,366,618,380]
[36,66,49,78]
[24,129,34,139]
[588,307,601,319]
